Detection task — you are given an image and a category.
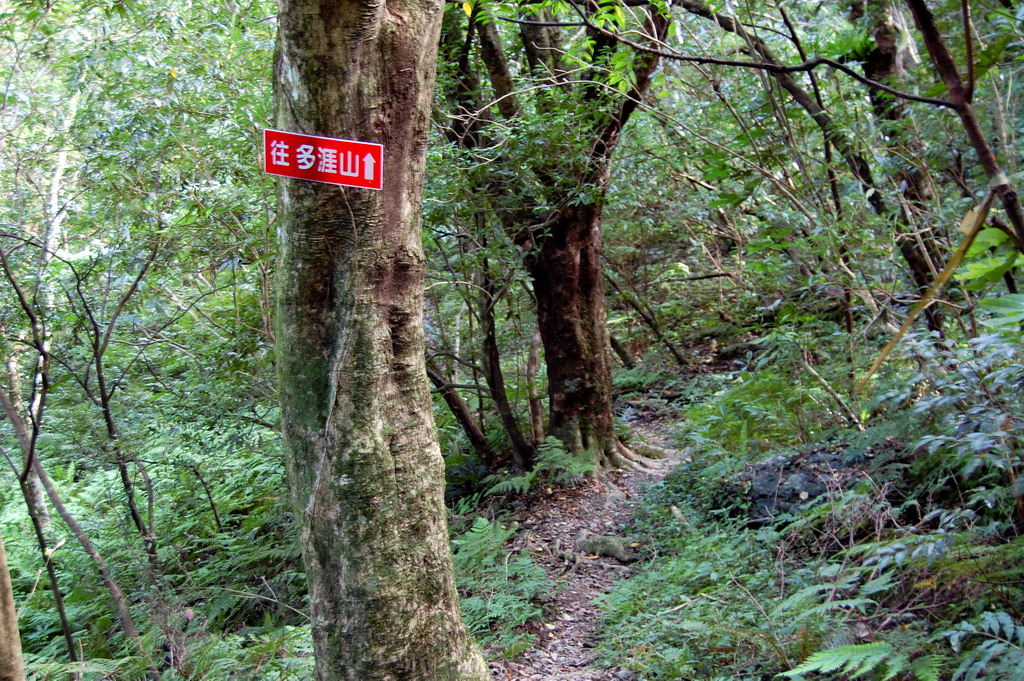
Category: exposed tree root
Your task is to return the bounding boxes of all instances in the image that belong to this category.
[601,439,663,473]
[559,422,671,473]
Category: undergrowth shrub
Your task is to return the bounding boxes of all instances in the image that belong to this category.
[452,517,554,657]
[482,437,596,497]
[3,422,310,677]
[943,611,1024,681]
[612,364,679,396]
[678,321,855,456]
[596,499,828,680]
[23,625,315,681]
[596,469,840,680]
[908,334,1024,532]
[601,330,1024,681]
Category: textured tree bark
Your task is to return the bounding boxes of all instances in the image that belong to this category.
[525,202,630,469]
[0,533,26,681]
[273,1,489,679]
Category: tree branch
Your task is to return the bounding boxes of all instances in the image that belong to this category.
[574,11,954,109]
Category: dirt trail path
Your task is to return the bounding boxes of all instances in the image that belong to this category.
[489,427,680,681]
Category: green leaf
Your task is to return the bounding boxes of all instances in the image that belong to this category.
[965,228,1010,257]
[978,294,1024,315]
[978,294,1024,327]
[956,252,1017,283]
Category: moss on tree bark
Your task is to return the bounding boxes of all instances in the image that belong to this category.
[273,1,490,679]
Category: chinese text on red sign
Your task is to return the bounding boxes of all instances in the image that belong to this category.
[263,129,383,191]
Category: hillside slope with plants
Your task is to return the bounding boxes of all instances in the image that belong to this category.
[593,331,1024,681]
[1,0,1023,679]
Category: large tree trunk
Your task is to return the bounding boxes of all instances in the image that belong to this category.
[440,5,667,471]
[0,533,26,681]
[525,202,627,469]
[273,2,489,680]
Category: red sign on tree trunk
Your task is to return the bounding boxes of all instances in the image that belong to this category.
[263,129,383,190]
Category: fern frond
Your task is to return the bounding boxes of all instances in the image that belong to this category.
[793,597,877,622]
[26,656,135,678]
[485,475,532,496]
[781,642,907,680]
[858,572,897,597]
[910,655,943,681]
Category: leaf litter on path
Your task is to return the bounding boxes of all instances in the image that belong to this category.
[488,433,681,681]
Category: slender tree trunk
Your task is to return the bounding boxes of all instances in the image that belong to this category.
[0,533,26,681]
[11,469,75,661]
[29,458,158,679]
[0,363,74,660]
[605,272,687,366]
[526,325,546,443]
[30,459,145,648]
[479,256,535,471]
[480,308,536,471]
[273,1,489,679]
[3,355,49,531]
[427,362,501,470]
[95,344,162,580]
[609,335,636,369]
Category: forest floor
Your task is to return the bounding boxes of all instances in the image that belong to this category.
[489,421,682,681]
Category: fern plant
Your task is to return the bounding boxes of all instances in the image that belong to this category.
[780,642,941,681]
[943,611,1024,681]
[483,437,596,497]
[451,516,554,655]
[24,655,137,681]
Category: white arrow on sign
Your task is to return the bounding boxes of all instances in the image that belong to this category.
[264,129,382,190]
[363,153,376,182]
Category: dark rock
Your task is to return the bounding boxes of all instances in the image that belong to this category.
[737,446,864,521]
